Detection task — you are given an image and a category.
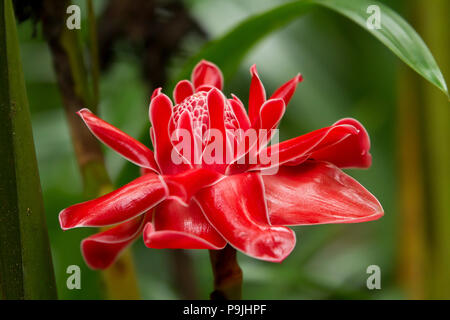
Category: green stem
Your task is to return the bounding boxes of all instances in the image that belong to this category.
[0,0,57,299]
[209,245,243,300]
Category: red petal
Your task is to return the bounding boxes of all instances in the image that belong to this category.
[255,98,285,151]
[310,118,372,168]
[195,172,296,262]
[172,110,200,165]
[270,73,303,106]
[248,65,266,126]
[149,93,190,174]
[228,96,250,131]
[59,173,167,229]
[78,109,158,172]
[207,88,227,134]
[143,200,226,249]
[173,80,194,104]
[256,98,285,131]
[163,168,224,205]
[81,214,148,270]
[196,84,215,92]
[151,87,162,100]
[203,88,231,172]
[226,99,286,174]
[191,60,223,91]
[254,123,359,171]
[263,161,383,225]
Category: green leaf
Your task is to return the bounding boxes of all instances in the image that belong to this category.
[175,0,448,96]
[0,0,57,299]
[314,0,448,96]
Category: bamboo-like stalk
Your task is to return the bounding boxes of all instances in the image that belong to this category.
[0,0,57,299]
[397,0,450,299]
[40,0,140,299]
[396,65,428,299]
[209,246,243,300]
[417,0,450,299]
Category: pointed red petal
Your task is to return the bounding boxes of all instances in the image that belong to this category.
[229,95,250,130]
[195,172,296,262]
[172,110,195,165]
[149,93,190,174]
[270,73,303,106]
[151,87,162,100]
[256,98,285,131]
[78,109,158,172]
[254,124,359,171]
[192,60,223,90]
[248,65,266,126]
[203,88,231,172]
[81,214,148,270]
[207,88,227,134]
[143,200,226,249]
[173,80,194,104]
[310,118,372,168]
[59,173,167,229]
[263,161,383,225]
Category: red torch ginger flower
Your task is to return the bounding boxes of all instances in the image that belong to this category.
[59,60,383,269]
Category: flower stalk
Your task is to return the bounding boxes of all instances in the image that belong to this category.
[209,246,243,300]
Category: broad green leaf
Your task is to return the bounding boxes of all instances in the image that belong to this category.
[175,0,448,96]
[0,0,57,299]
[315,0,448,96]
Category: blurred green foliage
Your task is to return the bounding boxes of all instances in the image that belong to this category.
[16,0,447,299]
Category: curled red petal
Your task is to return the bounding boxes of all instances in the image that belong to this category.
[173,80,194,104]
[195,172,296,262]
[59,173,167,229]
[270,73,303,106]
[253,123,359,171]
[143,200,226,249]
[310,118,372,168]
[81,214,149,270]
[163,168,224,205]
[78,109,159,172]
[263,161,383,226]
[248,65,266,126]
[191,60,223,91]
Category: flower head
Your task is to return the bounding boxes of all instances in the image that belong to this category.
[59,60,383,269]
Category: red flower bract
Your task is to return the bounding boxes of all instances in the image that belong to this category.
[59,60,383,269]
